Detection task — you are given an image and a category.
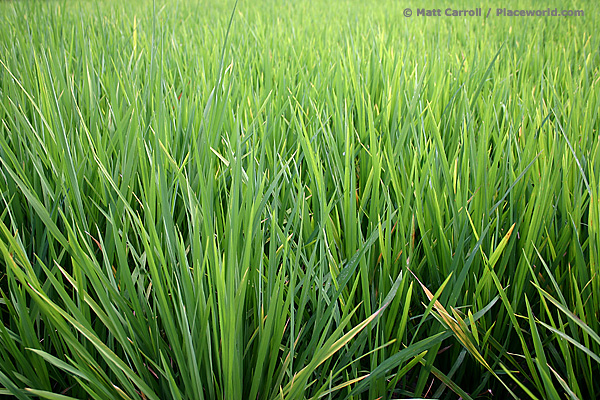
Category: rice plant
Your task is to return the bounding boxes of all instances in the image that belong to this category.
[0,0,598,398]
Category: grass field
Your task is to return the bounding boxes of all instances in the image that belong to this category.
[0,0,599,398]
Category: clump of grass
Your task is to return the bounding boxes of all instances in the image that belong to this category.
[0,0,599,398]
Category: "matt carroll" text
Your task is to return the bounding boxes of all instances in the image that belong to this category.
[417,8,482,17]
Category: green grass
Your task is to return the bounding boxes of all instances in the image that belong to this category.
[0,0,598,398]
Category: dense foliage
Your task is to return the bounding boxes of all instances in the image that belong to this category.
[0,0,599,398]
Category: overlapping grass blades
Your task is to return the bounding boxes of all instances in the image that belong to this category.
[1,0,599,398]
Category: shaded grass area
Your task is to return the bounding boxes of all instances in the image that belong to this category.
[0,0,599,398]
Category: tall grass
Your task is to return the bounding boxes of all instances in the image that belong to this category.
[0,0,599,398]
